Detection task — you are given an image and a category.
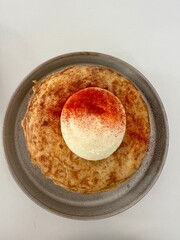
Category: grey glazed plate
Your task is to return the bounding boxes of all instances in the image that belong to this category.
[3,52,169,219]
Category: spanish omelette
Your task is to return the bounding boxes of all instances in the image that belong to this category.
[22,65,150,193]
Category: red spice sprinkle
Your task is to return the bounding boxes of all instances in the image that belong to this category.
[62,87,126,132]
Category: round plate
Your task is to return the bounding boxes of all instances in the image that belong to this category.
[3,52,169,219]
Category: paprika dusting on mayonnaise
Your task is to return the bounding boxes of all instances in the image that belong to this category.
[61,87,126,161]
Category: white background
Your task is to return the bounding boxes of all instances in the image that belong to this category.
[0,0,179,239]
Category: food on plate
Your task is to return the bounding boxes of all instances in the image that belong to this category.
[22,65,150,193]
[61,87,126,160]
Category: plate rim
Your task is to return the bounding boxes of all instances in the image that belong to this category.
[3,51,169,220]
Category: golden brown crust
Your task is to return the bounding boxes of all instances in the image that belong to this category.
[22,65,150,193]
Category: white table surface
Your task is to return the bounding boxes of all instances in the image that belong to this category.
[0,0,179,239]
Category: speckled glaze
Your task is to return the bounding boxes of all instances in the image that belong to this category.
[3,52,169,219]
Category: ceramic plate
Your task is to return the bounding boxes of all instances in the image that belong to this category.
[3,52,169,219]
